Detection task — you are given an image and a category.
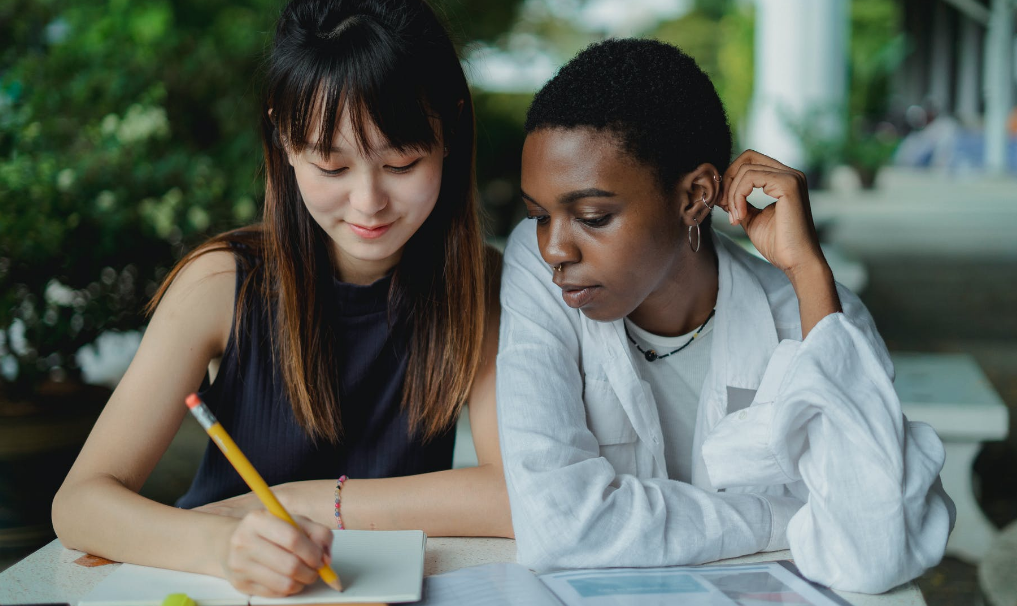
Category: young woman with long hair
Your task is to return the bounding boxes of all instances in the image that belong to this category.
[53,0,510,597]
[496,38,953,593]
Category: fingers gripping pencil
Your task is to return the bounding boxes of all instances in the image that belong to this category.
[184,393,343,592]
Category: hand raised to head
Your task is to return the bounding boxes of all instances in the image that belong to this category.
[715,149,841,336]
[715,149,826,279]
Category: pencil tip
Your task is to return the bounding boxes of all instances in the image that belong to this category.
[326,578,344,592]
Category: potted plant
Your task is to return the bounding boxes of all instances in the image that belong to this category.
[784,104,846,190]
[842,118,900,189]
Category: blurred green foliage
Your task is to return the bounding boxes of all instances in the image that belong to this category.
[0,0,521,397]
[1,0,272,395]
[849,0,906,121]
[843,0,904,185]
[784,0,904,185]
[473,91,532,237]
[650,3,755,135]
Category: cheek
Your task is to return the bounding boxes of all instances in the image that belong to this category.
[597,228,656,279]
[594,225,672,308]
[394,166,442,217]
[294,170,342,215]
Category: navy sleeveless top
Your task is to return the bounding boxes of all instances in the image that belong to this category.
[176,247,455,508]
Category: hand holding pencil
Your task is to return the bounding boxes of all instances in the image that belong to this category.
[185,394,343,596]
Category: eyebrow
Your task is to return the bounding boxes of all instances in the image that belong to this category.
[520,187,617,206]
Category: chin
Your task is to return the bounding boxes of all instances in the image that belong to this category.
[340,236,400,258]
[578,304,624,324]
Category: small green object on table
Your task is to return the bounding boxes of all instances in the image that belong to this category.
[161,593,196,606]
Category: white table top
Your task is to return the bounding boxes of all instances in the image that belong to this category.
[891,352,1009,440]
[0,537,925,605]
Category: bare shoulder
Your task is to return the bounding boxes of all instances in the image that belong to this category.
[167,248,237,295]
[149,248,238,358]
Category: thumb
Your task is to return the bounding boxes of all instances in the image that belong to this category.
[736,200,762,232]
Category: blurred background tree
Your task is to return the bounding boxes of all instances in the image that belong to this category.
[0,0,525,398]
[0,0,272,396]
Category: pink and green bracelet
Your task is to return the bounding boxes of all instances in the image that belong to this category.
[334,475,348,530]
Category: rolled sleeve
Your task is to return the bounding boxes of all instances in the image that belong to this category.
[705,303,954,593]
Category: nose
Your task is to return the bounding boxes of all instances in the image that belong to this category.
[538,218,580,271]
[348,172,387,216]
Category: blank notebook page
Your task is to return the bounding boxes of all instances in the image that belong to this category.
[79,529,426,606]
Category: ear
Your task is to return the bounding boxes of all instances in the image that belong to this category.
[677,163,722,226]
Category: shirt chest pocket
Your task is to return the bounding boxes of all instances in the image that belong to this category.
[583,378,640,475]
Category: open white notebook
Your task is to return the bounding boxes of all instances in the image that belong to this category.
[79,530,426,606]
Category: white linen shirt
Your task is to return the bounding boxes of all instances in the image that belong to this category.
[496,220,955,594]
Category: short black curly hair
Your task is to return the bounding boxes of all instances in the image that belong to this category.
[525,38,732,194]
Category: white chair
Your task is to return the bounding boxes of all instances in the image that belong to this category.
[892,352,1010,563]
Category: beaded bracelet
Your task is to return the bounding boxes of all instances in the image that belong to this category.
[334,475,348,530]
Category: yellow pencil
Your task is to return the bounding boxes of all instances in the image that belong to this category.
[185,393,343,592]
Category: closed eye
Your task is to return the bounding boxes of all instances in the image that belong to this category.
[387,158,421,174]
[525,214,549,225]
[314,165,348,177]
[578,214,612,228]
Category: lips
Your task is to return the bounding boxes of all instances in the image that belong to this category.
[554,280,601,309]
[347,222,393,239]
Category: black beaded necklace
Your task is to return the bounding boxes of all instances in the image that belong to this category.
[624,309,716,362]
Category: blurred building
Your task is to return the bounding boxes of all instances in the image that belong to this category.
[898,0,1015,173]
[746,0,1015,174]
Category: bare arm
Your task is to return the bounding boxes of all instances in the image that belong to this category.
[786,261,841,339]
[51,251,332,596]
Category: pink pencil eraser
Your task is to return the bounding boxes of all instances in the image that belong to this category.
[185,393,202,409]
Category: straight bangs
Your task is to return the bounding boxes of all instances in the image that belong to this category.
[269,16,439,160]
[259,0,484,445]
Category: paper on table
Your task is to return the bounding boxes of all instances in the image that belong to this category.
[78,530,426,606]
[539,562,851,606]
[417,561,850,606]
[418,563,560,606]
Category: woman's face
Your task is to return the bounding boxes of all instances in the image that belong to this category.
[520,127,687,323]
[287,109,444,284]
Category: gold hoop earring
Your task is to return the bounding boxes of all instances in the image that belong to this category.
[688,216,701,253]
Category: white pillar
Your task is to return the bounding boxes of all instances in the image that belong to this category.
[983,0,1014,173]
[930,1,955,112]
[956,16,982,126]
[746,0,849,171]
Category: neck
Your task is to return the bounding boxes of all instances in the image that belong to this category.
[332,244,401,285]
[627,240,719,337]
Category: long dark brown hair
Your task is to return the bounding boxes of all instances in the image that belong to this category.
[149,0,485,443]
